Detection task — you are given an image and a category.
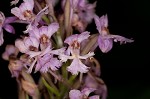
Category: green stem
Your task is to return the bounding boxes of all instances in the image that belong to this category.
[26,94,29,99]
[42,77,60,97]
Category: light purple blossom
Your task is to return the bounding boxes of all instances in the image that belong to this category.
[94,14,134,53]
[0,12,16,46]
[15,36,39,54]
[35,53,62,73]
[28,22,59,48]
[60,32,94,75]
[11,0,34,21]
[69,88,99,99]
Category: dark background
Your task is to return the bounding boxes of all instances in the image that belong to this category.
[0,0,150,99]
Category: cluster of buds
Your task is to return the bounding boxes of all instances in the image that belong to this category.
[1,0,134,99]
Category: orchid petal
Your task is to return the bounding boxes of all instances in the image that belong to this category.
[69,89,82,99]
[15,39,28,53]
[47,22,59,38]
[3,24,15,34]
[98,35,113,53]
[67,58,89,75]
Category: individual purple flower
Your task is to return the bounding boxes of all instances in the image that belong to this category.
[11,0,34,21]
[94,14,134,53]
[0,11,17,45]
[69,88,99,99]
[35,53,62,73]
[60,32,94,75]
[28,22,59,48]
[15,36,39,55]
[2,45,19,61]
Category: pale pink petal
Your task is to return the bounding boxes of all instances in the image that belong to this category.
[15,39,28,53]
[67,58,89,75]
[39,26,48,36]
[19,3,28,13]
[103,14,108,27]
[24,37,39,49]
[29,26,40,39]
[69,89,82,99]
[23,0,34,10]
[11,7,25,20]
[78,31,90,43]
[94,15,102,33]
[47,22,59,38]
[64,34,78,45]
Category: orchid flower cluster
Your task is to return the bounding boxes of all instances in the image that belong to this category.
[1,0,134,99]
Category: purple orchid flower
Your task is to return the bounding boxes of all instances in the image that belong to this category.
[0,12,17,46]
[15,36,39,54]
[69,88,99,99]
[28,22,59,49]
[60,32,94,75]
[11,0,49,33]
[11,0,35,21]
[94,14,134,53]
